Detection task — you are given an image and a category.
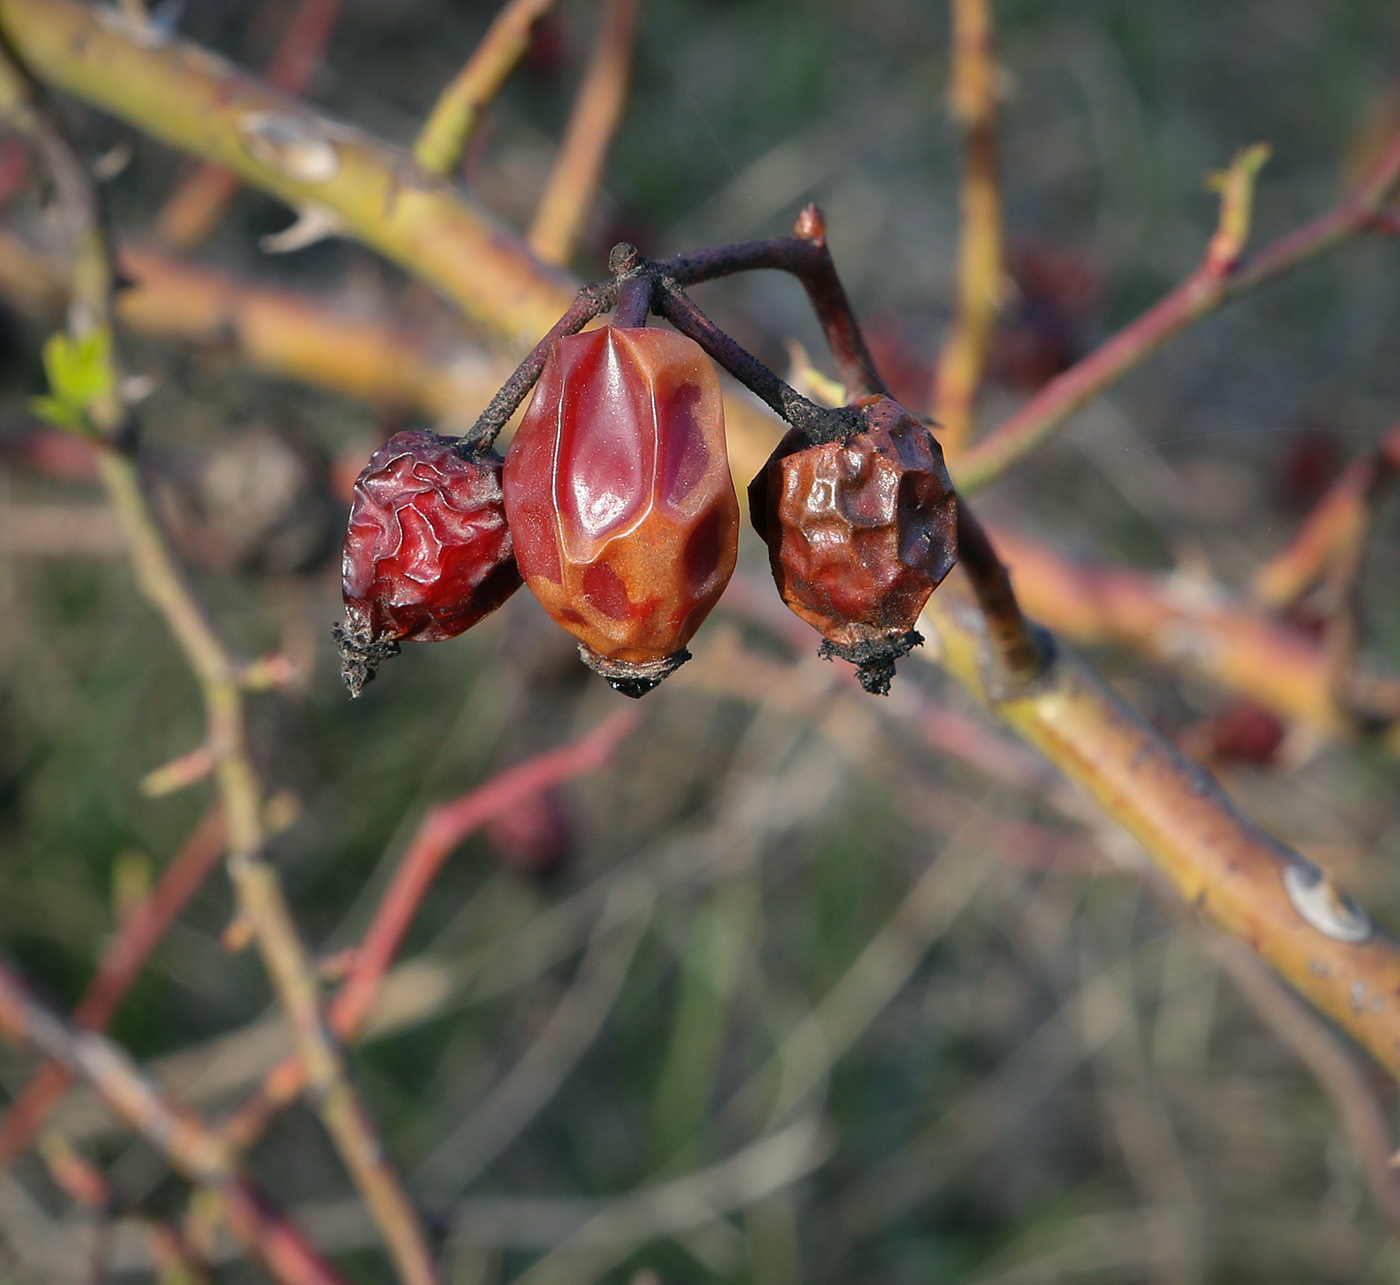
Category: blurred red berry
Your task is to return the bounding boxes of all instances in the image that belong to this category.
[1277,424,1343,511]
[748,395,957,694]
[0,423,97,483]
[1201,699,1288,766]
[524,10,567,80]
[503,326,739,697]
[336,430,521,696]
[861,316,935,415]
[989,243,1098,391]
[485,788,572,878]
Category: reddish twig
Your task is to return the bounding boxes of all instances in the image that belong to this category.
[336,709,637,1033]
[1254,418,1400,620]
[141,744,218,796]
[220,709,638,1149]
[39,1133,214,1281]
[156,0,346,249]
[527,0,641,265]
[0,959,348,1285]
[987,524,1400,736]
[954,504,1045,690]
[0,804,226,1171]
[953,134,1400,492]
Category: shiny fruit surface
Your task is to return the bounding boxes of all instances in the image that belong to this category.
[503,326,739,689]
[749,395,957,692]
[337,430,520,694]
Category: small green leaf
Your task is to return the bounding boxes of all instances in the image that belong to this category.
[28,393,80,429]
[33,327,115,434]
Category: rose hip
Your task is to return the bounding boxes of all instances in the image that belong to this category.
[502,326,739,697]
[749,395,957,694]
[335,430,521,696]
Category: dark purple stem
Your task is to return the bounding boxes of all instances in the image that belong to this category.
[657,204,890,400]
[462,282,616,448]
[613,273,653,328]
[955,502,1045,687]
[655,283,858,444]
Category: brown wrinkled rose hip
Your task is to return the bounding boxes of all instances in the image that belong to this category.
[335,430,521,696]
[503,326,740,697]
[749,395,957,695]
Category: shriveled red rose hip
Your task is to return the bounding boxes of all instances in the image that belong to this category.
[502,326,739,697]
[749,395,957,694]
[335,430,520,696]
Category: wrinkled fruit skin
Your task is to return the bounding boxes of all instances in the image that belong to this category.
[749,395,957,695]
[503,327,739,697]
[336,430,521,696]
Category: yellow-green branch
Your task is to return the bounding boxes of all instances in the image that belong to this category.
[0,0,575,346]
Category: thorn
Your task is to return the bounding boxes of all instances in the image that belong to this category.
[263,789,301,835]
[91,140,132,182]
[140,744,215,796]
[221,913,255,953]
[238,652,299,691]
[260,204,345,254]
[121,373,156,404]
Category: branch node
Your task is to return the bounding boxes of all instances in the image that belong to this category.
[793,202,826,245]
[608,240,640,276]
[1204,142,1271,275]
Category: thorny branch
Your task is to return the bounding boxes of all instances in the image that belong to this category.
[0,42,443,1285]
[156,0,346,249]
[0,804,226,1170]
[0,966,350,1284]
[0,0,579,345]
[989,525,1400,739]
[916,588,1400,1081]
[0,230,508,424]
[220,710,639,1152]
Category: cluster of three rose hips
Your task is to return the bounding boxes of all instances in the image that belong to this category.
[337,324,957,699]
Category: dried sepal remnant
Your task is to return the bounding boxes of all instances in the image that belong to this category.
[750,395,958,694]
[503,326,740,696]
[336,430,521,696]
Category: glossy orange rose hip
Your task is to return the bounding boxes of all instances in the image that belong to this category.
[502,326,739,695]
